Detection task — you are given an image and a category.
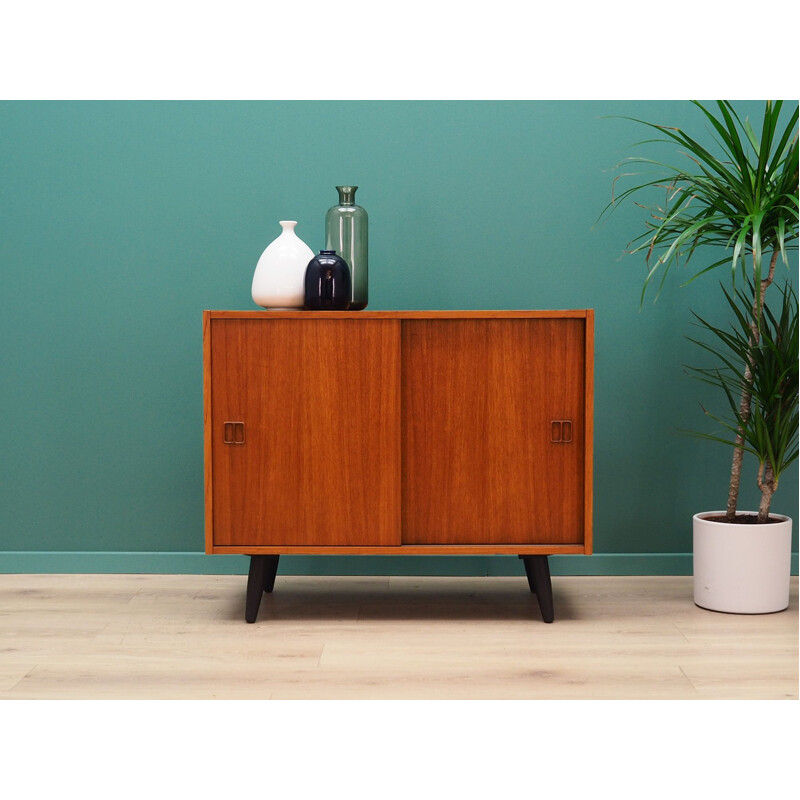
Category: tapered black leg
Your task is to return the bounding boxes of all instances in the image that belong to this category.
[245,556,268,623]
[263,554,280,593]
[523,555,554,623]
[519,555,537,594]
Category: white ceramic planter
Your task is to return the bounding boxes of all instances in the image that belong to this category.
[693,511,793,614]
[252,220,315,309]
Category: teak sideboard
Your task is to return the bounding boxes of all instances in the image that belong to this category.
[203,310,594,622]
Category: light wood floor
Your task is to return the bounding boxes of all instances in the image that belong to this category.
[0,573,796,699]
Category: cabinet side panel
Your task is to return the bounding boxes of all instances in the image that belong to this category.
[584,310,594,554]
[210,319,401,548]
[402,318,585,545]
[203,311,214,554]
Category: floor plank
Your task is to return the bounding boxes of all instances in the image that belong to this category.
[0,574,796,699]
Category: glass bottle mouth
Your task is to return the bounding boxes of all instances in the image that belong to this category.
[320,249,337,255]
[336,186,357,205]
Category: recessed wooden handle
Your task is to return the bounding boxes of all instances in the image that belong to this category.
[550,420,572,443]
[223,421,245,444]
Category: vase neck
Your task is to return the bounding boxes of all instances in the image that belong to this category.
[336,186,357,206]
[279,220,298,234]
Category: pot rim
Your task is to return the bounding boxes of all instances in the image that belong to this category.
[693,510,791,525]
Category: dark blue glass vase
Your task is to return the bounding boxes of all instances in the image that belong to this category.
[304,250,351,310]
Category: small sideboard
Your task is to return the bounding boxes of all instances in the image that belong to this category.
[203,310,594,622]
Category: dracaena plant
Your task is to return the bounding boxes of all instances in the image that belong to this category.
[599,100,799,522]
[686,281,798,523]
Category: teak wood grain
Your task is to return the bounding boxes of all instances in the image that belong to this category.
[583,310,595,553]
[208,318,401,547]
[203,310,593,555]
[401,318,586,545]
[205,309,590,320]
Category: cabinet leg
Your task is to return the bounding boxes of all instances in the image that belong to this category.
[263,554,280,593]
[245,556,267,623]
[519,554,537,594]
[522,555,554,623]
[245,555,280,622]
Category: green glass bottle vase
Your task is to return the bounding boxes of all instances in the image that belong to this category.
[324,185,368,310]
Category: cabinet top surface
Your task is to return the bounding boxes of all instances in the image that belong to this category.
[205,309,593,320]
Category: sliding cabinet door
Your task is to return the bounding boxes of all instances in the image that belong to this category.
[209,318,401,548]
[402,318,586,545]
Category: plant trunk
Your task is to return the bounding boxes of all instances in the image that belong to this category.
[724,248,779,522]
[757,460,777,523]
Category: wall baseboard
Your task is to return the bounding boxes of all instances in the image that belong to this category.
[1,551,798,576]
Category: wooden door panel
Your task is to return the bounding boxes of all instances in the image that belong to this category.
[401,318,585,544]
[210,318,400,547]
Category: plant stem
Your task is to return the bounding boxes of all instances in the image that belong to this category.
[724,248,779,521]
[757,460,777,523]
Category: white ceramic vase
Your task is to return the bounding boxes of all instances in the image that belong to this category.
[693,511,793,614]
[252,220,315,309]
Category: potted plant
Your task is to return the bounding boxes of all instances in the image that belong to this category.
[600,100,798,613]
[688,280,797,612]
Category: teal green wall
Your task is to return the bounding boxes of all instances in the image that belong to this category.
[1,100,797,575]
